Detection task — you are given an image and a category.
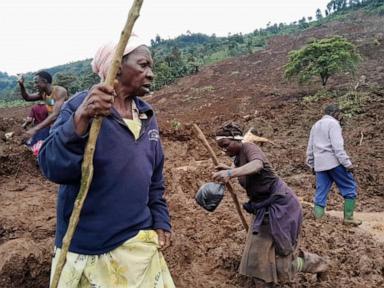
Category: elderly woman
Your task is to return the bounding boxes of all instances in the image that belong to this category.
[38,37,175,287]
[212,123,327,287]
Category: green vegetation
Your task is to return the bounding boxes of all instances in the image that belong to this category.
[303,89,335,102]
[284,37,361,86]
[338,91,368,117]
[0,0,382,107]
[303,89,368,118]
[170,119,182,130]
[326,0,384,14]
[0,99,30,108]
[0,72,18,100]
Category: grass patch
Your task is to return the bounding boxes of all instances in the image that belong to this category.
[0,99,30,108]
[302,89,335,102]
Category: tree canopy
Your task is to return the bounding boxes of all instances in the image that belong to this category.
[284,37,361,86]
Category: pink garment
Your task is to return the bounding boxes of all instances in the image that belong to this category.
[29,104,48,125]
[91,34,146,81]
[32,140,44,157]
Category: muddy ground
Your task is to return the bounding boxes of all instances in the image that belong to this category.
[1,11,384,288]
[1,95,384,288]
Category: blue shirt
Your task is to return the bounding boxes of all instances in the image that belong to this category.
[38,91,171,255]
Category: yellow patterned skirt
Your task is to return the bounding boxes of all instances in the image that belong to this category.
[50,230,175,288]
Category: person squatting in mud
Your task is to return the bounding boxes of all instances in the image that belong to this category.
[212,122,328,287]
[306,104,362,226]
[38,36,175,288]
[17,71,68,149]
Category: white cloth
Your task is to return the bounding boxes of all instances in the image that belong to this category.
[306,115,352,172]
[91,35,146,81]
[215,135,244,141]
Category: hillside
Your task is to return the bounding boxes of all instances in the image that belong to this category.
[1,0,382,101]
[1,6,384,288]
[151,11,384,125]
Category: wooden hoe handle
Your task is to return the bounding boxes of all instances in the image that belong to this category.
[192,124,249,232]
[50,1,145,287]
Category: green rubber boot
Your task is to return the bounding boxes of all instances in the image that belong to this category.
[314,205,325,219]
[343,199,362,226]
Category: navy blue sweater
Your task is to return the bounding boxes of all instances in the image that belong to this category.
[38,91,171,255]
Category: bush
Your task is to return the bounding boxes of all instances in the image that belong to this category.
[303,89,335,102]
[338,91,368,118]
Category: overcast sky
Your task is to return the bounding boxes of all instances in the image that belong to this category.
[1,0,330,75]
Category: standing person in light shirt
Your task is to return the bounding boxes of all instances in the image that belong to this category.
[306,104,362,226]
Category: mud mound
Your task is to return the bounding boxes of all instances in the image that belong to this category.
[162,152,384,287]
[0,117,40,177]
[0,106,30,121]
[0,114,56,287]
[0,149,38,177]
[0,238,53,288]
[0,171,56,288]
[299,207,384,288]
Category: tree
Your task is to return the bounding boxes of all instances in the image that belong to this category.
[349,0,360,7]
[327,0,348,13]
[298,17,309,29]
[79,72,100,90]
[53,72,79,95]
[316,8,323,20]
[284,37,361,86]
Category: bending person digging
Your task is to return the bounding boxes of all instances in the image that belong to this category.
[212,122,328,287]
[39,38,175,288]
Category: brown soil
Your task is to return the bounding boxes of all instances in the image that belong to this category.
[1,11,384,288]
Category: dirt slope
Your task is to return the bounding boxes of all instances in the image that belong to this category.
[1,11,384,288]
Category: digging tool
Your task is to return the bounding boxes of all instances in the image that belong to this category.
[50,1,144,287]
[192,124,249,232]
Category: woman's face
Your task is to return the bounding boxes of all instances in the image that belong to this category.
[118,46,154,96]
[217,138,241,157]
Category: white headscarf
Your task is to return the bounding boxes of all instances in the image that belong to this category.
[91,34,146,81]
[215,135,244,141]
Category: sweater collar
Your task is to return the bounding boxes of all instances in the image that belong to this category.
[322,115,338,122]
[132,96,154,119]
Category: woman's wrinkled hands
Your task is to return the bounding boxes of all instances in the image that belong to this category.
[212,170,231,184]
[74,84,116,136]
[155,229,171,251]
[78,84,115,120]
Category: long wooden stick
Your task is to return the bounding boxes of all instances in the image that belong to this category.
[50,1,144,287]
[192,124,249,232]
